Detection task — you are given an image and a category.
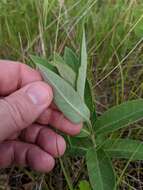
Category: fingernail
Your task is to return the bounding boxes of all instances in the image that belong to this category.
[26,82,53,105]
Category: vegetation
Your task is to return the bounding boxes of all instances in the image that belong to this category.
[1,0,143,189]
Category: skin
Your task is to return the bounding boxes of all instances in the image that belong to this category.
[0,60,82,172]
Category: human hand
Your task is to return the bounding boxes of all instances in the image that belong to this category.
[0,60,82,172]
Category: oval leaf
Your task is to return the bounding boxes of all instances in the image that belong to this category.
[95,99,143,135]
[86,148,116,190]
[37,64,90,123]
[104,139,143,160]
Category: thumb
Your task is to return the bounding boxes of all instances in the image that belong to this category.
[0,81,53,142]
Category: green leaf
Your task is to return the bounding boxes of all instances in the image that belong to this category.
[77,28,88,99]
[64,47,79,73]
[52,53,76,87]
[67,136,92,156]
[95,134,106,146]
[75,123,90,138]
[104,139,143,160]
[67,146,86,157]
[30,55,58,73]
[84,80,94,112]
[78,180,91,190]
[86,148,116,190]
[95,99,143,135]
[37,64,90,123]
[70,136,92,148]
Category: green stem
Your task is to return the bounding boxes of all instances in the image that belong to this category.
[87,120,97,148]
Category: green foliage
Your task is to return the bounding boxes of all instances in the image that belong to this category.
[2,1,143,189]
[95,99,143,135]
[104,139,143,160]
[36,63,90,124]
[52,53,76,87]
[67,136,92,156]
[84,80,94,113]
[31,29,91,125]
[31,26,143,190]
[30,55,58,73]
[77,28,87,99]
[64,47,79,73]
[75,180,91,190]
[86,148,116,190]
[132,4,143,38]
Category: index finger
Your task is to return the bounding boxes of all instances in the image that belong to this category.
[0,60,42,95]
[38,108,82,135]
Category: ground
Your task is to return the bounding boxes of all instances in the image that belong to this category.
[0,0,143,189]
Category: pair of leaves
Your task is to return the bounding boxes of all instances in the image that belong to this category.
[37,64,90,123]
[57,28,87,100]
[56,28,88,100]
[68,98,143,190]
[69,136,143,190]
[30,28,143,190]
[31,29,90,124]
[86,138,143,190]
[68,136,143,161]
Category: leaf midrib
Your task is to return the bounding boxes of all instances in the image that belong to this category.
[106,146,143,153]
[96,107,143,133]
[40,65,89,121]
[96,152,104,190]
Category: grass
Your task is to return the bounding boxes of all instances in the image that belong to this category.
[1,0,143,189]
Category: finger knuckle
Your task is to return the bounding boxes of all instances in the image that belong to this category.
[0,97,30,130]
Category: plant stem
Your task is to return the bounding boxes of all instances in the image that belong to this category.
[87,120,97,148]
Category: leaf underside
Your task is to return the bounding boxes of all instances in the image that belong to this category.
[30,55,58,73]
[37,64,90,124]
[77,28,88,99]
[53,54,76,87]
